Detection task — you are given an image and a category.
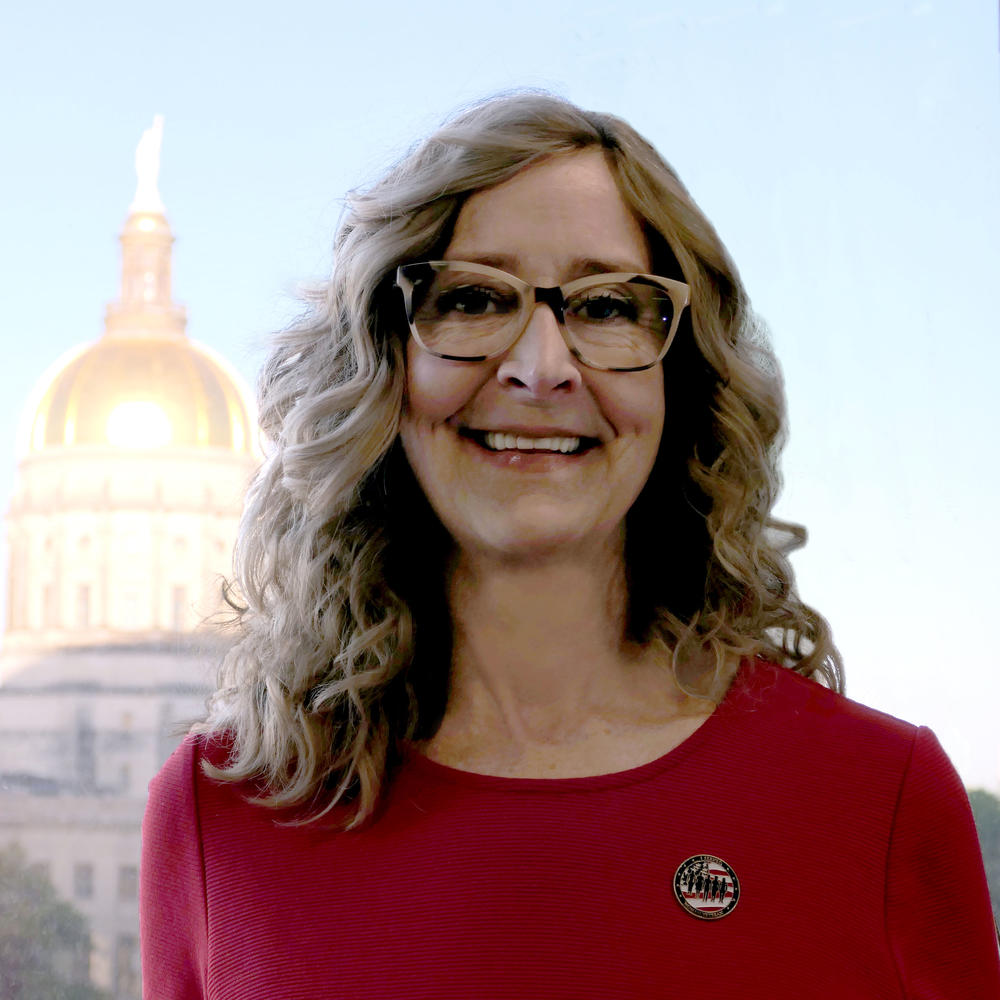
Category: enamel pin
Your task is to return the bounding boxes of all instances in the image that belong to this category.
[673,854,740,920]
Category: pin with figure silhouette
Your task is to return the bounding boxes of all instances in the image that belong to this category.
[673,855,740,920]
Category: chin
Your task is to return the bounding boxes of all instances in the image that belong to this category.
[454,505,622,564]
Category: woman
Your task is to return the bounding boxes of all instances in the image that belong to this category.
[140,94,999,998]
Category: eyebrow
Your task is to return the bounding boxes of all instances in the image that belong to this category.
[441,253,649,280]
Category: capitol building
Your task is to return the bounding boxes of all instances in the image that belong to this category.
[0,118,259,998]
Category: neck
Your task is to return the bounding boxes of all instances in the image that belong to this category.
[437,534,687,750]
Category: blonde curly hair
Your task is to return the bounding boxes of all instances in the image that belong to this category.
[198,92,842,826]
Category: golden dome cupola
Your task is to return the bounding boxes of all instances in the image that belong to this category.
[23,116,255,458]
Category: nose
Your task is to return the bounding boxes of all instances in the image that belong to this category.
[495,303,583,395]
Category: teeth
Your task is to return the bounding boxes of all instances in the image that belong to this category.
[483,432,582,454]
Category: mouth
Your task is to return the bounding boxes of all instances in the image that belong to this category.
[459,428,600,455]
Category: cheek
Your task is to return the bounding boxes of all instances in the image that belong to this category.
[404,343,485,426]
[595,368,665,445]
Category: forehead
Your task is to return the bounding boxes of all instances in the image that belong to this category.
[446,150,651,276]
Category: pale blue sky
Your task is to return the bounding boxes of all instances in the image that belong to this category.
[2,0,998,787]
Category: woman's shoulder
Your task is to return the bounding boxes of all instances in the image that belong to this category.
[712,661,973,864]
[148,729,332,833]
[726,659,926,772]
[148,729,237,804]
[734,658,916,733]
[159,728,235,769]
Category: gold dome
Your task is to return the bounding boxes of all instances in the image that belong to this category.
[24,148,257,457]
[27,334,255,454]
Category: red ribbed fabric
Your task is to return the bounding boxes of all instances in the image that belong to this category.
[140,662,1000,998]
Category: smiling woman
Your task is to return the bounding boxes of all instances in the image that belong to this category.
[139,93,1000,998]
[400,153,668,562]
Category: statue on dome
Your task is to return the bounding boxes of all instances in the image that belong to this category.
[130,115,165,214]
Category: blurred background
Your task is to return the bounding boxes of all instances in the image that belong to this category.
[1,1,998,996]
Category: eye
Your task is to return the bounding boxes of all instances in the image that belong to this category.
[569,291,639,324]
[435,285,517,317]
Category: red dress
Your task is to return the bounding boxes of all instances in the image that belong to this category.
[140,661,1000,998]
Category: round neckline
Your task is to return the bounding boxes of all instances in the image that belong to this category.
[402,660,749,793]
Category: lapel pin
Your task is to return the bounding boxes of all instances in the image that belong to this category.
[673,854,740,920]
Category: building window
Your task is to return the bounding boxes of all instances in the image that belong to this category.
[76,584,91,628]
[73,862,93,899]
[69,944,91,985]
[9,543,25,629]
[118,864,138,901]
[171,585,187,631]
[28,860,51,882]
[75,717,96,791]
[115,934,141,999]
[42,583,57,628]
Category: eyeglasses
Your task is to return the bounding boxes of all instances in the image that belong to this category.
[395,261,690,373]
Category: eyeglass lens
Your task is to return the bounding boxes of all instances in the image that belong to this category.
[407,264,676,369]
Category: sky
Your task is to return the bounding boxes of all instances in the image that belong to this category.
[1,0,998,789]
